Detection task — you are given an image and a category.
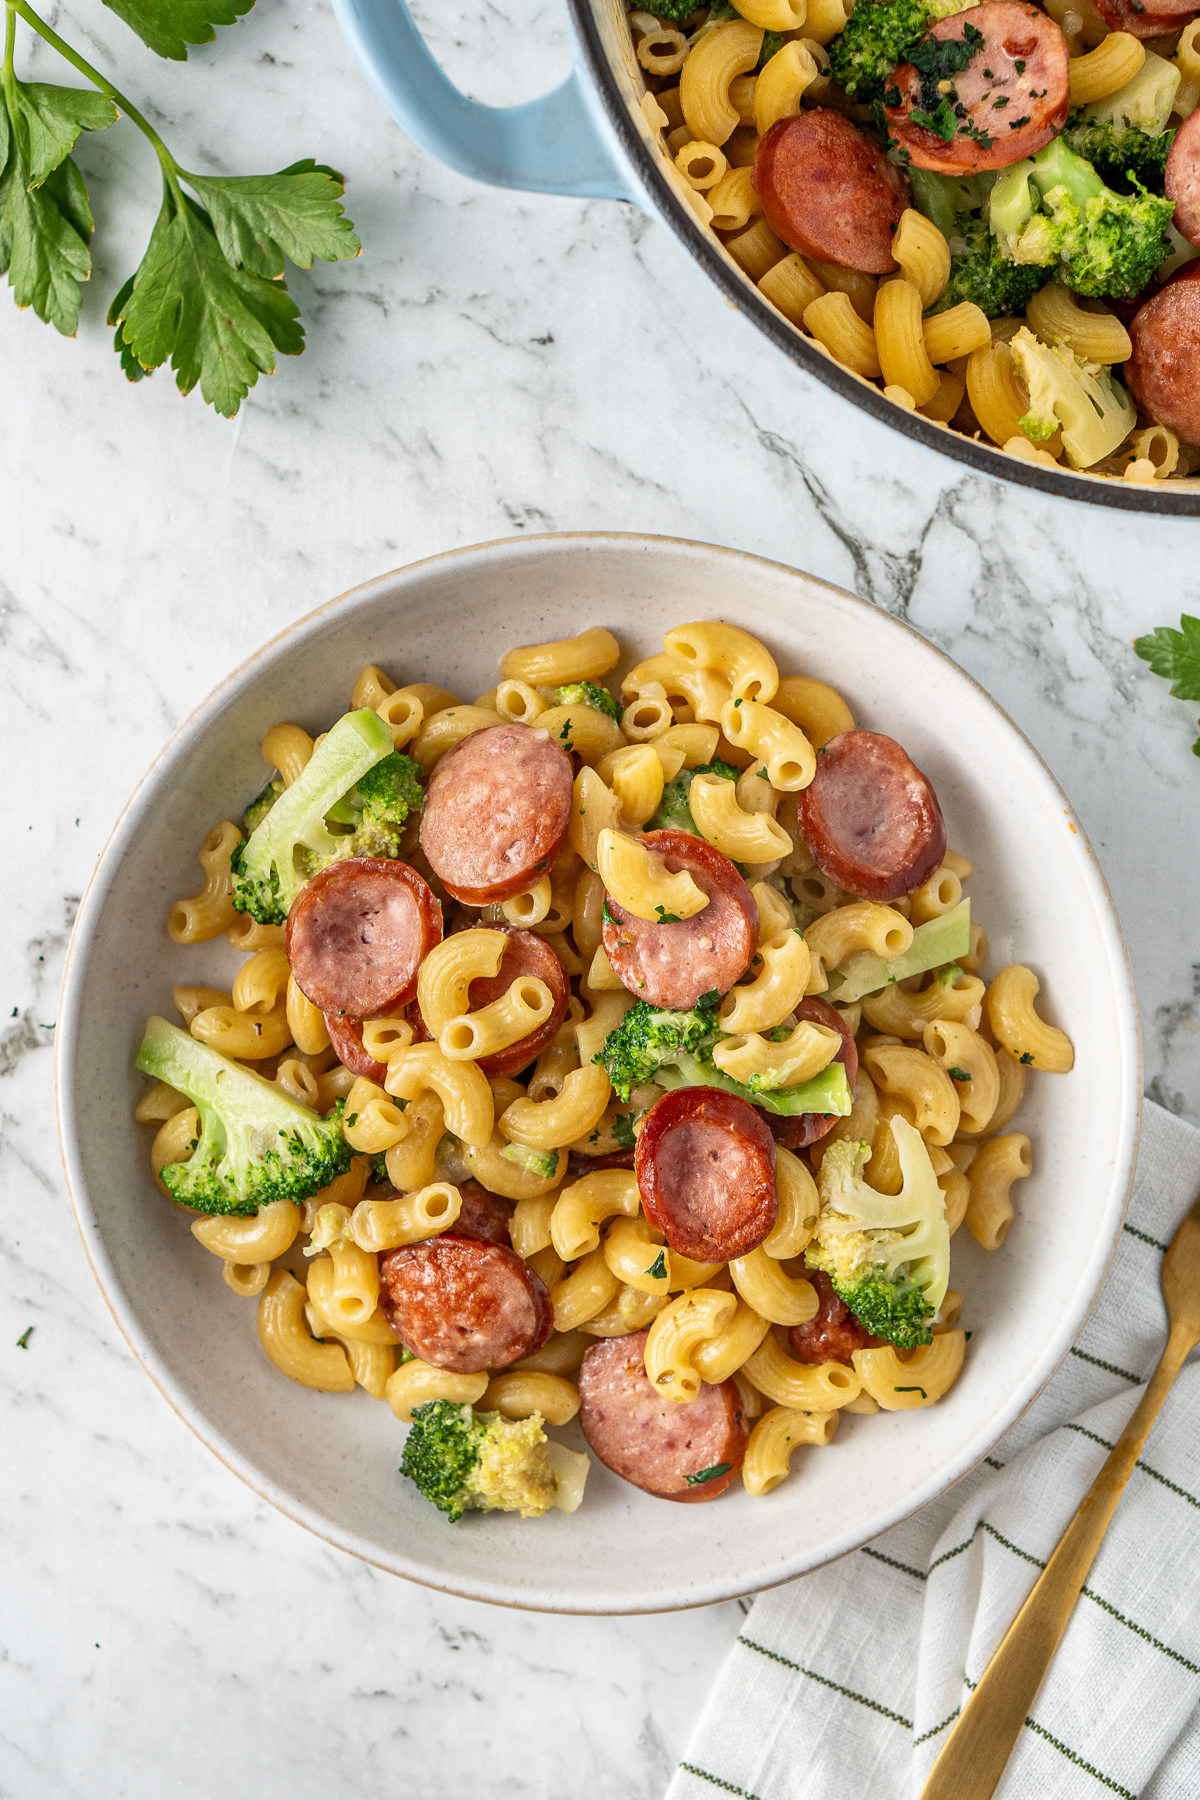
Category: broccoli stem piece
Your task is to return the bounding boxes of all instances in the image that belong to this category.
[230,707,394,924]
[136,1016,353,1215]
[653,1055,852,1119]
[501,1142,561,1179]
[828,900,971,1003]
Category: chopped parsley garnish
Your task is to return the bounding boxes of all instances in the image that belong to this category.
[646,1250,668,1281]
[685,1462,731,1485]
[1020,1051,1035,1065]
[655,906,683,923]
[613,1112,636,1150]
[895,1386,928,1397]
[948,1066,971,1082]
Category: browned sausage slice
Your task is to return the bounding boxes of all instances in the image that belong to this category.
[286,857,442,1018]
[577,1331,748,1502]
[1126,263,1200,444]
[453,1179,515,1248]
[568,1147,637,1177]
[636,1087,777,1262]
[378,1235,552,1373]
[799,730,946,903]
[601,829,758,1010]
[789,1268,883,1365]
[884,3,1069,175]
[753,109,911,272]
[766,997,860,1150]
[419,723,574,905]
[1095,0,1196,29]
[323,1012,388,1083]
[1167,111,1200,249]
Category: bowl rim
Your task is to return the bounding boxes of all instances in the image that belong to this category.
[568,0,1200,518]
[54,531,1143,1612]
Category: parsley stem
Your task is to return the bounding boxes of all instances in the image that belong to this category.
[3,7,17,114]
[6,0,177,171]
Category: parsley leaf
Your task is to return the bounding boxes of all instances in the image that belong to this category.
[612,1111,636,1151]
[646,1249,668,1280]
[0,79,117,334]
[184,161,360,277]
[102,0,254,62]
[111,161,358,415]
[948,1065,971,1081]
[1135,615,1200,728]
[10,81,117,183]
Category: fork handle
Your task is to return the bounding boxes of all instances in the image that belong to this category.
[919,1323,1195,1800]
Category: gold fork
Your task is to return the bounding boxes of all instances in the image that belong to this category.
[919,1190,1200,1800]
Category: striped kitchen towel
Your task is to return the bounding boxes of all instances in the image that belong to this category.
[667,1100,1200,1800]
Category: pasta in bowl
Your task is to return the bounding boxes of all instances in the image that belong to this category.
[57,533,1139,1611]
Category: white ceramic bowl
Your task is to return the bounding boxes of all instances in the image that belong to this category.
[57,533,1141,1614]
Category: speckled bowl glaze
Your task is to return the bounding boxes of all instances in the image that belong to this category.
[56,533,1141,1614]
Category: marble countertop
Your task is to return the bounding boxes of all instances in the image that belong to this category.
[2,0,1198,1790]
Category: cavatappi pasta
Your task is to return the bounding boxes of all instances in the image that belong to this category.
[625,0,1200,484]
[135,621,1071,1519]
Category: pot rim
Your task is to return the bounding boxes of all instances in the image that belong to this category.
[568,0,1200,517]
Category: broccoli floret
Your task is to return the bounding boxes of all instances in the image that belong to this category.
[229,708,400,924]
[828,0,931,101]
[646,760,739,835]
[553,681,620,721]
[370,1151,392,1186]
[989,135,1174,299]
[400,1401,578,1521]
[1063,51,1179,192]
[1062,112,1173,194]
[642,0,705,19]
[941,214,1051,317]
[595,997,722,1100]
[596,1000,854,1119]
[805,1117,950,1348]
[1008,325,1136,469]
[135,1016,352,1216]
[243,778,284,835]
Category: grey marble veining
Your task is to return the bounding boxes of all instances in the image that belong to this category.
[2,0,1198,1790]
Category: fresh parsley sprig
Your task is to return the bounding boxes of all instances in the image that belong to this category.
[0,0,360,414]
[1134,615,1200,758]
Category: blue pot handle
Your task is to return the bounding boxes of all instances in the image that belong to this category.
[332,0,642,202]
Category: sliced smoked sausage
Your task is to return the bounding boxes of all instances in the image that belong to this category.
[452,1179,515,1248]
[1095,0,1196,32]
[407,926,569,1078]
[1166,111,1200,249]
[1126,263,1200,444]
[884,3,1069,175]
[286,857,443,1018]
[766,997,860,1150]
[577,1331,748,1502]
[419,722,574,905]
[753,109,911,273]
[323,1011,388,1083]
[799,730,946,903]
[601,829,758,1011]
[378,1235,552,1373]
[636,1087,777,1262]
[789,1269,883,1365]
